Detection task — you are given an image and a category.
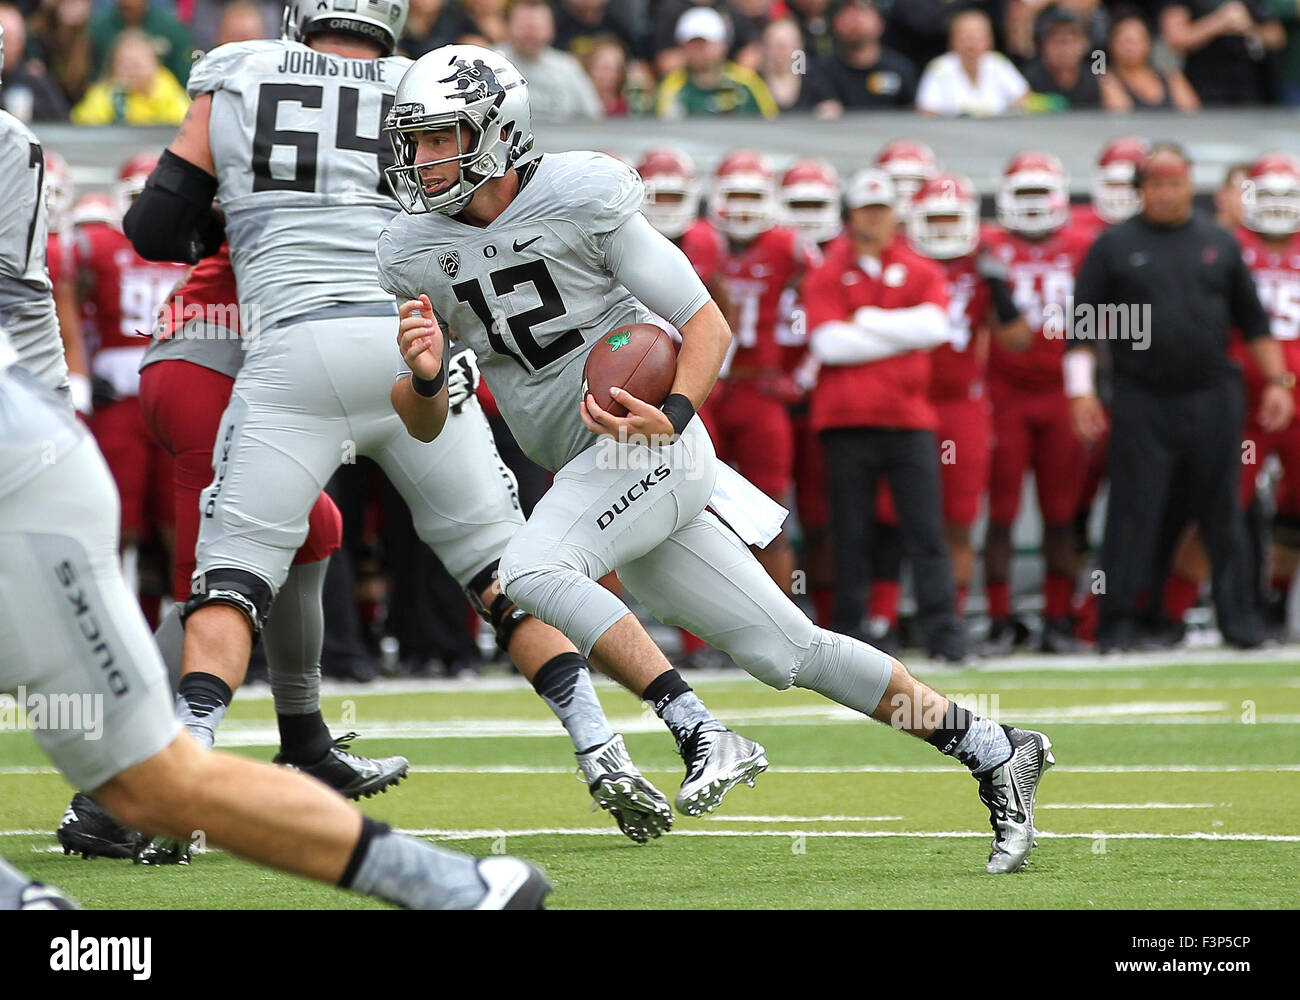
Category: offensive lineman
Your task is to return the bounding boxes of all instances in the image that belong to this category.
[123,0,686,843]
[0,22,547,909]
[378,44,1057,873]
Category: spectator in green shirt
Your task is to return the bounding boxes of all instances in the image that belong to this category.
[656,6,778,118]
[90,0,194,88]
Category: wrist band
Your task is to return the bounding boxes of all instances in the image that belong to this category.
[411,366,445,398]
[1063,349,1096,399]
[987,277,1020,325]
[660,393,695,436]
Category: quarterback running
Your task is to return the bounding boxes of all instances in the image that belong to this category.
[377,44,1057,872]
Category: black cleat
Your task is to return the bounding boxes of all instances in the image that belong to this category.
[1040,617,1088,654]
[274,732,409,800]
[56,794,147,860]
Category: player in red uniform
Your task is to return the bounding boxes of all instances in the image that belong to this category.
[777,157,841,627]
[982,151,1095,654]
[75,153,190,623]
[708,149,810,593]
[907,173,1030,620]
[874,138,939,225]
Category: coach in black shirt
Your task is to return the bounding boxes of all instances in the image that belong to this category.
[1066,144,1293,651]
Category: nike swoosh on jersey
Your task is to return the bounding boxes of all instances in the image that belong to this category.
[513,235,543,252]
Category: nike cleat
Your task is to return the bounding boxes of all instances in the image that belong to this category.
[472,857,552,910]
[576,734,673,844]
[274,732,409,800]
[675,726,768,817]
[977,726,1055,873]
[56,794,147,860]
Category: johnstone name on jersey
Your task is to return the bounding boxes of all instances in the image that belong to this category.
[275,50,389,80]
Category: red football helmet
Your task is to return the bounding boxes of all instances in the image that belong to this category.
[907,172,980,261]
[71,192,121,230]
[115,151,160,219]
[43,150,75,232]
[710,148,777,242]
[996,150,1069,237]
[1243,152,1300,237]
[1092,137,1148,225]
[873,139,938,218]
[637,147,700,240]
[778,158,842,245]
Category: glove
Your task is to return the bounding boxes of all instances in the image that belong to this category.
[975,249,1009,284]
[91,376,118,410]
[445,344,480,414]
[67,372,93,416]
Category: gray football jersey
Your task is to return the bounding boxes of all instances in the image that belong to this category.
[376,151,656,472]
[0,110,66,392]
[191,40,411,333]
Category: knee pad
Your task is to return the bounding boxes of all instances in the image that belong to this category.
[181,567,274,635]
[467,560,531,652]
[1274,514,1300,550]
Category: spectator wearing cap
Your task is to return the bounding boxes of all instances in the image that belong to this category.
[0,2,70,120]
[90,0,194,88]
[916,9,1031,115]
[26,0,96,103]
[656,6,778,118]
[71,26,189,125]
[804,0,917,116]
[1020,5,1125,109]
[653,0,760,78]
[496,0,601,119]
[803,168,968,662]
[1102,7,1200,111]
[1160,0,1284,105]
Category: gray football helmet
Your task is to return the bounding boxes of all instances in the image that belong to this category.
[383,44,534,216]
[281,0,409,57]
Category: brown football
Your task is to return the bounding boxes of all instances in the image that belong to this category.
[582,323,677,418]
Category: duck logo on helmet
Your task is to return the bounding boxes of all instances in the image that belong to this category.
[439,57,507,104]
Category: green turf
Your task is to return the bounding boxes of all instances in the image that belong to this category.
[3,658,1298,908]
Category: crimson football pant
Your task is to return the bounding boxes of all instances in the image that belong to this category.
[820,427,959,646]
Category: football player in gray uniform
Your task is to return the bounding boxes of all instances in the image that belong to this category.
[122,0,671,843]
[377,45,1057,873]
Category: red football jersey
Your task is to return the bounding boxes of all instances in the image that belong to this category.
[46,232,74,295]
[719,225,808,375]
[929,253,992,403]
[678,218,724,285]
[1069,203,1106,243]
[155,244,240,339]
[1234,227,1300,413]
[76,222,189,353]
[983,223,1095,392]
[805,234,949,431]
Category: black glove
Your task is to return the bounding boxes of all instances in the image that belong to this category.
[91,376,118,410]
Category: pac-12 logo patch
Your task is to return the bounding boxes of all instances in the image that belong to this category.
[438,250,460,279]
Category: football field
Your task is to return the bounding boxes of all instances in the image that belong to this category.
[2,652,1298,909]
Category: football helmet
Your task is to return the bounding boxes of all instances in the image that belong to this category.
[908,172,980,260]
[281,0,408,57]
[1243,152,1300,237]
[384,44,534,215]
[874,139,938,219]
[1092,137,1148,225]
[43,150,75,233]
[115,152,159,220]
[71,192,121,230]
[637,147,700,240]
[996,150,1069,237]
[778,158,842,245]
[710,149,777,242]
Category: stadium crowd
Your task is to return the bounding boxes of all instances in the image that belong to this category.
[4,0,1300,125]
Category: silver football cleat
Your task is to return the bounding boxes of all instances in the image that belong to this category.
[472,857,552,909]
[977,726,1055,874]
[576,734,673,844]
[674,726,768,817]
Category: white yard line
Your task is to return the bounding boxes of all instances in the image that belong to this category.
[1037,802,1222,810]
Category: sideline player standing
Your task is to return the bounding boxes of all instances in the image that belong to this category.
[124,0,672,842]
[378,45,1057,872]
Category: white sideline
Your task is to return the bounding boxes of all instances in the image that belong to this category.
[2,763,1298,775]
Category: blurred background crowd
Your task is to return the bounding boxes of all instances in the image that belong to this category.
[5,0,1300,126]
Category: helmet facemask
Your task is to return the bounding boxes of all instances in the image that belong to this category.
[385,110,525,215]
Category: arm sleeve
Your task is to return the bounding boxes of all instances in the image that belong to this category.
[604,212,712,330]
[850,303,950,349]
[1230,238,1272,342]
[812,321,914,365]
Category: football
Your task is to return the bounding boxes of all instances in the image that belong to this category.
[581,323,677,418]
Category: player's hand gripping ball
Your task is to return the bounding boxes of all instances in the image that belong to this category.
[581,324,677,417]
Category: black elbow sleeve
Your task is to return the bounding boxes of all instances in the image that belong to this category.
[123,149,224,264]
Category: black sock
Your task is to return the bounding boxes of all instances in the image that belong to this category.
[641,668,692,715]
[339,816,390,889]
[276,709,334,764]
[177,672,233,718]
[924,702,973,755]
